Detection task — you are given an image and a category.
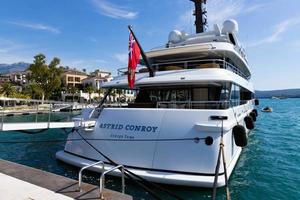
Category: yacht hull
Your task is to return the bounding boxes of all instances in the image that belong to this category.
[56,102,254,187]
[56,148,241,187]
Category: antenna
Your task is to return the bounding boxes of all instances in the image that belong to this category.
[190,0,207,33]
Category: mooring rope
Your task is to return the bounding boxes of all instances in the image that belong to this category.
[74,129,184,200]
[0,128,194,199]
[0,136,206,144]
[212,119,231,200]
[0,137,206,144]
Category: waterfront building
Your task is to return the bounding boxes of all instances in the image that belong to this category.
[61,68,88,88]
[0,75,10,84]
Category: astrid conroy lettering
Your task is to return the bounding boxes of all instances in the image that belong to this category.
[99,123,159,133]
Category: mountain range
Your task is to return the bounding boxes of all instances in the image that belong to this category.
[256,89,300,98]
[0,62,30,74]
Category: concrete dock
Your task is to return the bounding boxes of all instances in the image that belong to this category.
[0,159,132,200]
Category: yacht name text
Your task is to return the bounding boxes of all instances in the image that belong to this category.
[99,123,158,133]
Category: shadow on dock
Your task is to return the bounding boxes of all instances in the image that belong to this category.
[0,159,132,200]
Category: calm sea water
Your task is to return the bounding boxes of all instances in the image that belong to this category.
[0,99,300,200]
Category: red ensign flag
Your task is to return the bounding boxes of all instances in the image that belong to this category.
[128,32,140,89]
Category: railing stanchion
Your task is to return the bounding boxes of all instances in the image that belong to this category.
[48,103,51,128]
[121,166,125,194]
[99,165,125,199]
[78,161,104,192]
[35,102,39,123]
[1,100,5,130]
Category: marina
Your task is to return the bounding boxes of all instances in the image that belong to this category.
[2,0,257,199]
[0,98,299,199]
[1,0,300,199]
[56,7,258,200]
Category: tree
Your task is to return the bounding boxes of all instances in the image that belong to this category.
[84,85,94,103]
[68,86,79,102]
[96,88,104,101]
[24,83,44,99]
[27,54,63,102]
[116,89,126,103]
[0,83,16,97]
[11,92,30,99]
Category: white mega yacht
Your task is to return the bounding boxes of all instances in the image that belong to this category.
[56,1,258,188]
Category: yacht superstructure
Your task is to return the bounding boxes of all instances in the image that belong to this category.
[56,1,258,188]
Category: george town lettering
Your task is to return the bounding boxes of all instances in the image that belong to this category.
[99,123,158,133]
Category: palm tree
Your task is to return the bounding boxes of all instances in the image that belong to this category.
[96,88,104,101]
[68,86,79,102]
[0,83,16,97]
[116,89,125,104]
[110,89,117,103]
[84,85,94,104]
[24,83,43,100]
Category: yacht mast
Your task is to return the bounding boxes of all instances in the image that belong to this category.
[191,0,207,33]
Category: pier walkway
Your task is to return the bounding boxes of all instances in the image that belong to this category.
[0,97,99,132]
[0,159,132,200]
[0,120,96,131]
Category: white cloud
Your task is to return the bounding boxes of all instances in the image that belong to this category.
[248,17,300,47]
[0,38,24,52]
[62,59,108,68]
[89,37,98,43]
[291,40,300,48]
[206,0,244,25]
[114,53,128,64]
[7,21,60,34]
[0,38,33,63]
[177,0,264,30]
[91,0,138,19]
[243,4,267,14]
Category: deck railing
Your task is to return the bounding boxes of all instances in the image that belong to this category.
[0,97,96,131]
[117,59,250,80]
[156,100,251,110]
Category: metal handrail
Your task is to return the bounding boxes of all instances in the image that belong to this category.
[117,59,250,80]
[156,100,251,109]
[78,161,105,192]
[99,165,125,199]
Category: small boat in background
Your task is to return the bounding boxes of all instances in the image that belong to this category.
[262,107,273,112]
[271,96,287,99]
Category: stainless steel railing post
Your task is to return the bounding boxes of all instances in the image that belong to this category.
[78,161,104,192]
[1,100,5,130]
[35,102,38,123]
[121,166,125,194]
[48,103,51,128]
[99,165,125,199]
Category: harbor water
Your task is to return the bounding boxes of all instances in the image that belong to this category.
[0,99,299,199]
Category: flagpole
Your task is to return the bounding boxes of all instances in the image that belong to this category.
[128,25,155,77]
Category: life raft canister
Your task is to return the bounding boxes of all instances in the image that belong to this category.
[233,125,247,147]
[252,109,258,117]
[249,112,257,122]
[244,116,254,130]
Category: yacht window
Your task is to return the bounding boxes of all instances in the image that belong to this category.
[193,88,208,101]
[220,82,231,101]
[228,33,236,45]
[230,84,240,106]
[240,87,253,104]
[128,83,231,109]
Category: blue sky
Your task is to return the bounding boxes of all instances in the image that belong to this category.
[0,0,300,90]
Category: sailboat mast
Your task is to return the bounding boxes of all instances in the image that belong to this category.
[191,0,207,33]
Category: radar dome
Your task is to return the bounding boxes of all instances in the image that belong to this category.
[222,19,238,34]
[168,30,183,44]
